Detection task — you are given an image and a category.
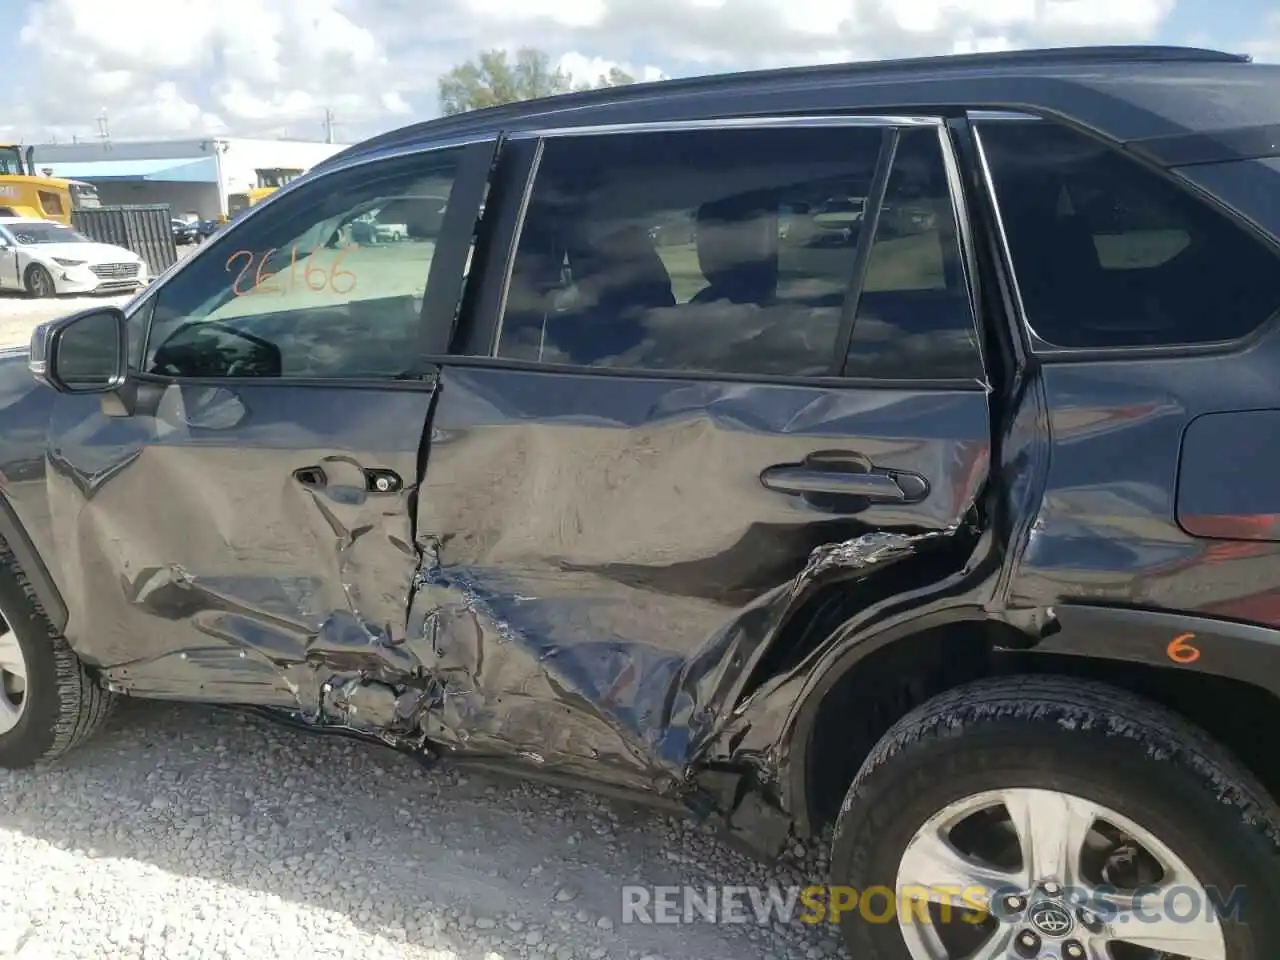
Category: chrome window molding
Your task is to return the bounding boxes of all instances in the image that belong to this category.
[966,110,1040,122]
[514,115,944,139]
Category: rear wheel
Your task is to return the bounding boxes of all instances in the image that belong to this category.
[830,677,1280,960]
[0,545,115,767]
[24,263,55,299]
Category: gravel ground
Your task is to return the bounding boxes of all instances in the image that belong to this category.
[0,702,850,960]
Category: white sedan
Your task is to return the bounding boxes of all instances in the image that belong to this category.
[0,217,148,298]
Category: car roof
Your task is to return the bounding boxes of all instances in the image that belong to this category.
[0,217,62,226]
[322,45,1275,173]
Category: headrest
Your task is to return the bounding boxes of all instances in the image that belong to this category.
[378,196,446,238]
[695,194,778,284]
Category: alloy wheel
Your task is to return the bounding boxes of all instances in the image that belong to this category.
[894,787,1228,960]
[0,620,26,734]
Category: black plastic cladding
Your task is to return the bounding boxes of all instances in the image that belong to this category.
[10,48,1280,856]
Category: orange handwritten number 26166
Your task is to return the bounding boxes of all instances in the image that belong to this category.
[226,245,356,297]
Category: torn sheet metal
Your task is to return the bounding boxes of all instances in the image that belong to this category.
[400,365,989,797]
[402,528,959,794]
[44,379,439,745]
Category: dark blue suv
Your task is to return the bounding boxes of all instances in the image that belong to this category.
[5,44,1280,960]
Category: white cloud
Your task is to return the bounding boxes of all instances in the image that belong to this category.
[1243,12,1280,63]
[468,0,609,29]
[9,0,1180,143]
[557,52,668,85]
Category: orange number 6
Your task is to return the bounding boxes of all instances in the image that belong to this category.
[329,247,356,295]
[1167,633,1200,664]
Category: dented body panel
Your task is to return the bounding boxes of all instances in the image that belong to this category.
[41,380,437,726]
[408,366,989,788]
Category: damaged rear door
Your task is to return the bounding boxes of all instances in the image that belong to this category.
[411,118,993,790]
[43,138,497,727]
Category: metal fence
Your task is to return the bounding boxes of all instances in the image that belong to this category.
[71,204,179,278]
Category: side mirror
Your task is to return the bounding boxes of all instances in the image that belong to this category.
[29,307,128,394]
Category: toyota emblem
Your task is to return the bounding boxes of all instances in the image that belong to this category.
[1029,903,1074,937]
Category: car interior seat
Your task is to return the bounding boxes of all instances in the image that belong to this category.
[997,177,1110,347]
[549,223,676,364]
[690,195,779,305]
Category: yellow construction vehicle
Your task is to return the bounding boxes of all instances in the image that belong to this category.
[226,167,305,219]
[0,144,101,225]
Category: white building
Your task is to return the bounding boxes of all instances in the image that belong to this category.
[31,137,350,220]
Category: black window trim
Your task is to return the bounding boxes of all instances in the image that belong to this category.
[128,133,500,389]
[452,113,990,392]
[970,111,1280,363]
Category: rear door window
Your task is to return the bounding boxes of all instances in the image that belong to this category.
[977,118,1280,350]
[494,123,982,380]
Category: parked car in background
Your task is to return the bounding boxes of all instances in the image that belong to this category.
[0,217,146,296]
[6,45,1280,960]
[192,218,221,242]
[170,218,198,245]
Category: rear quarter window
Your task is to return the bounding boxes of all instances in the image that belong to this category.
[977,119,1280,350]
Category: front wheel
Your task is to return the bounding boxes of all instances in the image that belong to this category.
[24,264,55,299]
[830,677,1280,960]
[0,544,115,767]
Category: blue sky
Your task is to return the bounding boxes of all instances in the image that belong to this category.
[2,0,1276,144]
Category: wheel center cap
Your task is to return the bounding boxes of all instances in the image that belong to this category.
[1028,901,1074,938]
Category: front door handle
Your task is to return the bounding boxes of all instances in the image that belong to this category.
[759,452,929,504]
[293,464,403,494]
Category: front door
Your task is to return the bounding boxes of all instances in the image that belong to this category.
[413,119,993,790]
[44,140,495,730]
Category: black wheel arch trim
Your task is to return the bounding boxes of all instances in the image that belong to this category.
[1027,603,1280,700]
[781,605,991,838]
[781,601,1280,838]
[0,495,67,630]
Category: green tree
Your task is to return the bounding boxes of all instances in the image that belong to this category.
[438,47,637,116]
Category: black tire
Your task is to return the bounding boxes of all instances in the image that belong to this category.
[0,540,114,768]
[830,676,1280,960]
[24,263,55,299]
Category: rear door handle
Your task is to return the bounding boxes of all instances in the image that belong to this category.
[759,453,929,504]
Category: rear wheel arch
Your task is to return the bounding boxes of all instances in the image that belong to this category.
[784,610,1003,837]
[791,608,1280,839]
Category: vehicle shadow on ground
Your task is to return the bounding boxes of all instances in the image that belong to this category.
[0,700,848,960]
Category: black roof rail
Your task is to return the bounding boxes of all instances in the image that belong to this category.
[840,44,1250,71]
[321,45,1252,168]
